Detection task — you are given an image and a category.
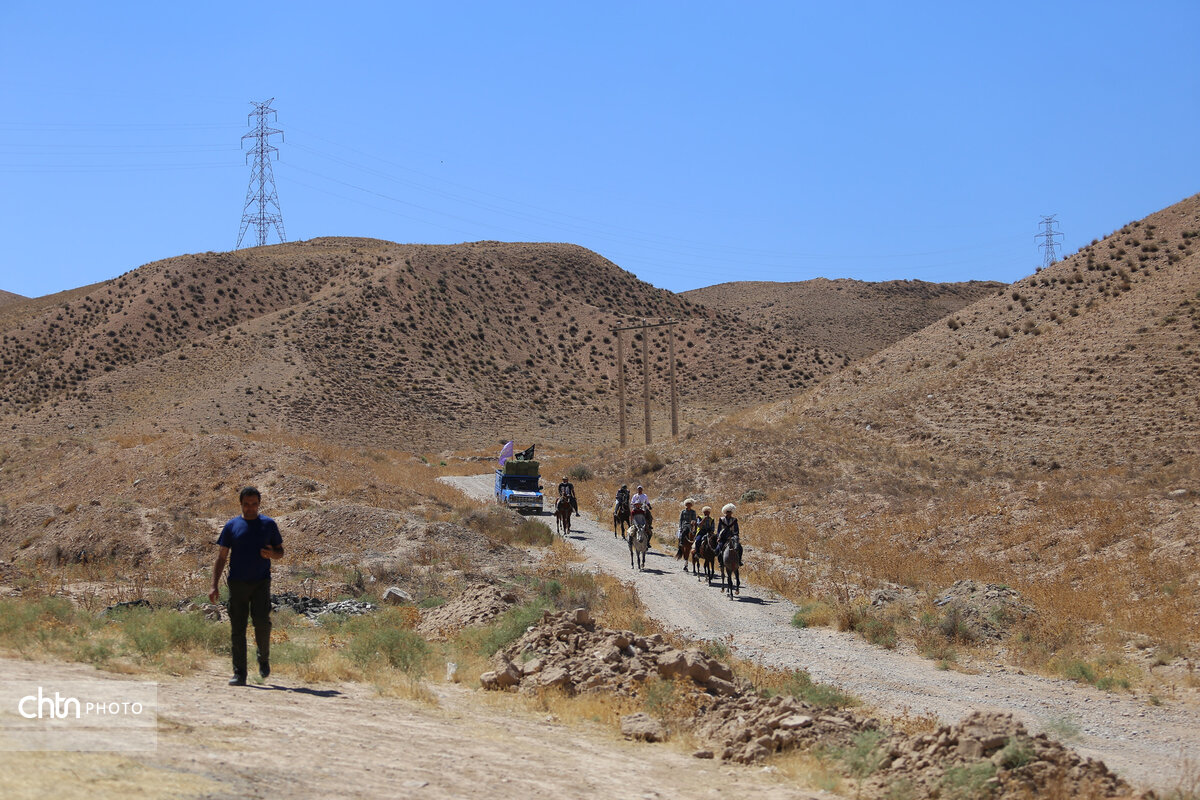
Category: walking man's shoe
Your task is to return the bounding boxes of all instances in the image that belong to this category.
[229,674,247,686]
[258,658,270,679]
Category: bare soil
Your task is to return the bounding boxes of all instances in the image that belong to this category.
[0,657,823,800]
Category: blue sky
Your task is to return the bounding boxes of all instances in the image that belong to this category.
[1,1,1197,298]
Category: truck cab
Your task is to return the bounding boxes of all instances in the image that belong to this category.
[494,469,544,514]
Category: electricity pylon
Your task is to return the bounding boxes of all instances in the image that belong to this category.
[236,99,286,249]
[1036,214,1062,270]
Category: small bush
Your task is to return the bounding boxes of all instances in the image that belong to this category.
[566,464,593,482]
[513,519,554,546]
[344,613,430,677]
[839,729,888,783]
[938,606,977,643]
[939,762,996,799]
[463,601,549,657]
[839,604,898,649]
[997,736,1034,769]
[764,670,857,709]
[114,608,225,659]
[272,641,319,667]
[739,489,767,504]
[792,600,834,628]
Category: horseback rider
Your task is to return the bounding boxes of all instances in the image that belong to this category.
[630,484,653,535]
[696,505,715,549]
[678,498,698,544]
[614,484,630,514]
[557,476,578,516]
[716,503,743,566]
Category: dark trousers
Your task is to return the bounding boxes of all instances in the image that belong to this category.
[228,578,272,677]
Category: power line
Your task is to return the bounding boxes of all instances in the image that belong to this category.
[236,99,286,249]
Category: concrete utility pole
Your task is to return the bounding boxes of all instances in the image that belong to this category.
[641,321,651,444]
[667,325,677,437]
[616,331,626,446]
[611,319,679,446]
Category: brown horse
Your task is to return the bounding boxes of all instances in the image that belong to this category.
[613,500,630,539]
[675,522,696,572]
[721,534,741,598]
[694,530,717,584]
[554,496,572,537]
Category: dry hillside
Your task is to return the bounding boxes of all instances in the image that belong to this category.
[0,290,25,308]
[684,278,1004,361]
[0,240,843,451]
[573,195,1200,677]
[787,192,1200,471]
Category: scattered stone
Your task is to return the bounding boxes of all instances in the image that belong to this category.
[621,712,665,742]
[271,591,375,620]
[474,609,1136,798]
[382,587,414,605]
[418,582,519,640]
[932,579,1034,641]
[101,598,151,615]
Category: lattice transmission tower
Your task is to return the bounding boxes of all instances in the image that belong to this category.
[236,99,287,249]
[1035,214,1062,270]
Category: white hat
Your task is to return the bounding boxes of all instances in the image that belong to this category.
[722,503,736,515]
[683,498,695,506]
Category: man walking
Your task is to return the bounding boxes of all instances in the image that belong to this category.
[209,486,284,686]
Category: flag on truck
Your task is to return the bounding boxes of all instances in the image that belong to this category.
[499,441,514,466]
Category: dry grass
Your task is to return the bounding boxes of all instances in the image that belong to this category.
[581,413,1200,686]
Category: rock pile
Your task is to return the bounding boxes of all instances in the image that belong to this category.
[686,695,869,764]
[933,579,1034,640]
[478,610,1142,799]
[417,583,519,640]
[270,591,375,620]
[479,608,739,697]
[863,712,1139,800]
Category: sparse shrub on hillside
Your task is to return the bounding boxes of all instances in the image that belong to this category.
[634,451,667,475]
[837,603,898,649]
[567,464,593,482]
[739,489,767,503]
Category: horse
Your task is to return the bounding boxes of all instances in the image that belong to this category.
[721,533,741,598]
[554,496,573,537]
[629,522,650,570]
[613,500,630,539]
[675,521,696,573]
[694,530,717,584]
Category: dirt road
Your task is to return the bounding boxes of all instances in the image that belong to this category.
[445,474,1199,793]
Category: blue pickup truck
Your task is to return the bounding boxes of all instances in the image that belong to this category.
[494,461,544,514]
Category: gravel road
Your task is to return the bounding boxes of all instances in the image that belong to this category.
[444,474,1199,793]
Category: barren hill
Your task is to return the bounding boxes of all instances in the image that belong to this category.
[684,278,1004,361]
[0,289,25,308]
[781,192,1200,471]
[0,239,844,450]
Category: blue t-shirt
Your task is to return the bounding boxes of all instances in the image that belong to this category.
[217,515,283,583]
